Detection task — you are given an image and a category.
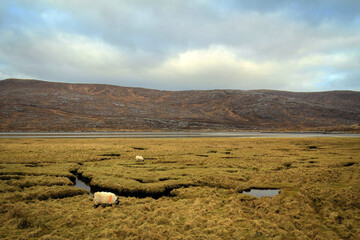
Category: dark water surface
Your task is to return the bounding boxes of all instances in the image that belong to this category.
[75,176,94,196]
[75,175,280,199]
[242,188,280,198]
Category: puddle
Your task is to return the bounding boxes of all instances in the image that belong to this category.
[242,188,280,198]
[74,176,94,196]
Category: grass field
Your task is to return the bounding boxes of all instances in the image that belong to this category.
[0,137,359,239]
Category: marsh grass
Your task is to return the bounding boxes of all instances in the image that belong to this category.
[0,137,359,239]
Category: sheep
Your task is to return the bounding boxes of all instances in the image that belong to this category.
[93,192,119,208]
[135,155,144,162]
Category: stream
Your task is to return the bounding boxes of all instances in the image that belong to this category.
[242,188,280,198]
[73,172,280,199]
[74,176,94,196]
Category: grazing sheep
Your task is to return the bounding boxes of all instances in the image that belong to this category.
[135,155,144,162]
[93,192,119,208]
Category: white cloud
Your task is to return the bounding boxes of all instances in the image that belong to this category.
[146,45,278,88]
[143,45,360,91]
[0,30,132,80]
[0,0,359,91]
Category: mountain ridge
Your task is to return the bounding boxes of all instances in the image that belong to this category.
[1,78,359,132]
[2,78,358,93]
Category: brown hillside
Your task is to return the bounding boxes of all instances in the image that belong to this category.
[0,78,359,132]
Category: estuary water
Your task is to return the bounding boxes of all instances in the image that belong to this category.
[74,176,94,196]
[242,188,280,198]
[1,131,359,138]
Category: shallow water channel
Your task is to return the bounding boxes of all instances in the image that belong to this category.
[242,188,280,198]
[75,176,94,196]
[75,175,280,199]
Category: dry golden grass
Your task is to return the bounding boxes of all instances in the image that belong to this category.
[0,137,359,239]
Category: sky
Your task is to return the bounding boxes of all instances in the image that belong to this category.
[0,0,359,91]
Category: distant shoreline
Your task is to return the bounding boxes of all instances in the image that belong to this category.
[1,132,359,139]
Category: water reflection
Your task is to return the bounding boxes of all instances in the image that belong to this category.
[242,188,280,198]
[75,176,94,196]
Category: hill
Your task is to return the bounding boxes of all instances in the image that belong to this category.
[1,78,359,132]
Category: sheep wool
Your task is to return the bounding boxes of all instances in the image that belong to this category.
[93,192,118,206]
[135,155,144,161]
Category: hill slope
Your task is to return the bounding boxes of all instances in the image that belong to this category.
[1,79,359,132]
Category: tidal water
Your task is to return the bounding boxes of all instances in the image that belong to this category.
[1,131,359,138]
[75,176,280,199]
[74,176,94,196]
[242,188,280,198]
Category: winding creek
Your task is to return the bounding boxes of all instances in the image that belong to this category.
[74,176,94,196]
[73,174,280,199]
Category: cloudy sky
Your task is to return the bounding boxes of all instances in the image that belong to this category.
[1,0,359,91]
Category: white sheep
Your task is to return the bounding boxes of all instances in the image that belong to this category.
[93,192,119,208]
[135,155,144,162]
